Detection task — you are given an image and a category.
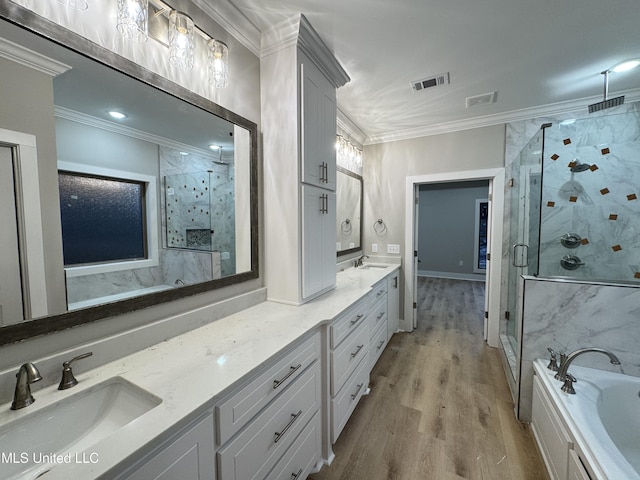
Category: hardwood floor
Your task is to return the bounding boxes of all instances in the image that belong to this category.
[309,277,548,480]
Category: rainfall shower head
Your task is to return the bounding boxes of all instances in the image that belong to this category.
[588,70,625,113]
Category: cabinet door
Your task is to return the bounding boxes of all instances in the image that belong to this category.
[567,450,591,480]
[122,413,215,480]
[300,53,336,191]
[302,185,336,300]
[387,272,400,339]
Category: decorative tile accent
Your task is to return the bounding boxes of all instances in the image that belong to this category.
[612,244,622,252]
[568,160,577,168]
[589,164,599,171]
[563,138,572,145]
[600,188,610,195]
[580,238,589,245]
[609,214,618,220]
[627,193,638,201]
[547,201,555,207]
[569,196,578,202]
[551,154,559,161]
[601,147,611,155]
[635,272,640,279]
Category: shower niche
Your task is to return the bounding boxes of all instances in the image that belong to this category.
[164,165,236,277]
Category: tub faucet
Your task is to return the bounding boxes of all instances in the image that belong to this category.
[11,362,42,410]
[555,347,621,383]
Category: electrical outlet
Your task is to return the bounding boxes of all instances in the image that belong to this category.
[459,260,464,266]
[372,243,378,253]
[387,244,400,254]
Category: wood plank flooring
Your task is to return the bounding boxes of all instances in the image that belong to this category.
[309,277,548,480]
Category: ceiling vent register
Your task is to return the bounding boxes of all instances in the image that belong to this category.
[466,91,498,108]
[410,72,450,93]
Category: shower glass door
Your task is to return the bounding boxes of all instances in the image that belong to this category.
[502,129,544,382]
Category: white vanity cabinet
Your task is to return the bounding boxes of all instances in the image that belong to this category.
[329,297,369,443]
[302,185,337,300]
[387,271,400,339]
[119,413,215,480]
[300,51,337,192]
[368,280,388,370]
[262,15,349,305]
[216,331,322,480]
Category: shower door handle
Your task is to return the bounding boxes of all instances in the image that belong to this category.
[512,243,529,268]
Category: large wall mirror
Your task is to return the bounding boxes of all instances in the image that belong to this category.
[0,6,258,345]
[336,166,362,256]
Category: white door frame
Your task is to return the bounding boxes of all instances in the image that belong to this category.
[0,128,48,320]
[403,168,505,347]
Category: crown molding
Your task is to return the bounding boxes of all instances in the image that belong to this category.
[337,108,367,147]
[261,14,350,89]
[54,106,220,159]
[364,88,640,145]
[189,0,261,56]
[0,36,70,76]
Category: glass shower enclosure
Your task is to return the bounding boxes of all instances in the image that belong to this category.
[500,109,640,389]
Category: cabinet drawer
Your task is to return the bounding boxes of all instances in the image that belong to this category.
[266,411,321,480]
[330,321,369,396]
[368,295,387,339]
[218,363,321,480]
[331,349,369,443]
[369,319,388,371]
[369,281,387,307]
[330,297,368,348]
[216,332,321,445]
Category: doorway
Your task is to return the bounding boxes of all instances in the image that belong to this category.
[403,168,505,347]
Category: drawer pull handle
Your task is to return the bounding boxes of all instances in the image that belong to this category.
[377,290,384,297]
[292,468,303,479]
[273,364,302,389]
[376,312,385,320]
[351,344,364,358]
[274,410,302,443]
[377,340,385,350]
[351,383,364,400]
[350,314,364,325]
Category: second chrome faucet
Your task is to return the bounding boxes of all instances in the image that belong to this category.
[551,347,621,394]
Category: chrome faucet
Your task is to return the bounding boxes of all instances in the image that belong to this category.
[11,363,42,410]
[353,255,369,267]
[555,347,621,384]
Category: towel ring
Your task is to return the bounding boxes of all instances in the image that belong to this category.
[373,218,386,234]
[341,219,352,233]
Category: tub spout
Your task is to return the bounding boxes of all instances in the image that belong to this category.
[555,347,621,383]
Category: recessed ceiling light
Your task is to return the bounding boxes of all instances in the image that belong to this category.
[179,152,189,156]
[560,119,576,125]
[108,111,127,119]
[611,59,640,73]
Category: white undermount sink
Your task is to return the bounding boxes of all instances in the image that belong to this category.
[359,263,389,269]
[0,376,161,480]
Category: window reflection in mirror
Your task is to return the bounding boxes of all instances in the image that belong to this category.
[336,166,362,256]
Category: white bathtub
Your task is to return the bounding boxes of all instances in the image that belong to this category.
[533,358,640,479]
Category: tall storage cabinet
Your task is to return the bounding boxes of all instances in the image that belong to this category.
[262,14,350,305]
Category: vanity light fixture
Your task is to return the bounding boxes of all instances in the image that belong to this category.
[336,135,363,169]
[57,0,88,10]
[116,0,149,43]
[108,111,127,119]
[208,39,229,88]
[169,10,195,69]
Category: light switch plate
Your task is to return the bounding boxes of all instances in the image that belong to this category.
[372,243,378,253]
[387,244,400,254]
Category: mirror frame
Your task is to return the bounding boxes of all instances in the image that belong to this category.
[0,3,259,345]
[336,165,363,257]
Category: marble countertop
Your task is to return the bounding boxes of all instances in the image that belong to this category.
[2,263,398,480]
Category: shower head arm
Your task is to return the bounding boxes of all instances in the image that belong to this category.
[601,70,610,101]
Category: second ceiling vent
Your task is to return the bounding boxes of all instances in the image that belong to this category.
[410,72,450,93]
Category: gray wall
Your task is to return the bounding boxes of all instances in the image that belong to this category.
[0,57,67,314]
[418,181,489,277]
